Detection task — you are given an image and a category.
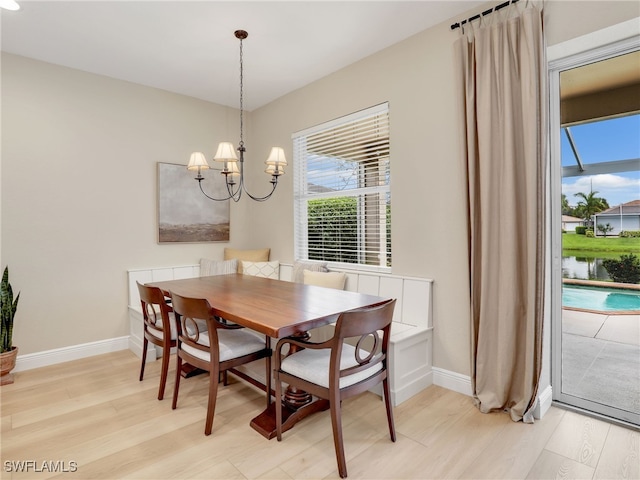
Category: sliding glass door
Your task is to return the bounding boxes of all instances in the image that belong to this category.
[550,40,640,427]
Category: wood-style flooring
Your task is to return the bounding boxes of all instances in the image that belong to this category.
[1,350,638,479]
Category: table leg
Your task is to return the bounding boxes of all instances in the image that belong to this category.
[250,331,327,439]
[282,331,313,409]
[250,399,329,440]
[180,363,205,378]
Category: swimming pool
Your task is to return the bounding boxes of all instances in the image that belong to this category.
[562,284,640,312]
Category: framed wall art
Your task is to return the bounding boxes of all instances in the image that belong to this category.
[157,162,230,243]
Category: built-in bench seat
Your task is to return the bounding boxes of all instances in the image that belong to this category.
[127,264,433,406]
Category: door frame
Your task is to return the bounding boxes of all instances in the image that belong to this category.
[549,32,640,426]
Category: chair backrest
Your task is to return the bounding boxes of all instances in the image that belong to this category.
[331,299,396,382]
[335,299,396,340]
[169,292,217,357]
[137,281,173,335]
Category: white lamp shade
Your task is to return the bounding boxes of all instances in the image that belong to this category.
[0,0,20,11]
[265,147,287,166]
[187,152,210,171]
[225,161,241,176]
[265,163,285,176]
[214,142,239,162]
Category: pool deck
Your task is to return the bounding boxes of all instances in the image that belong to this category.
[563,278,640,292]
[562,308,640,417]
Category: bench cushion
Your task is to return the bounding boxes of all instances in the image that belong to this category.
[224,248,270,273]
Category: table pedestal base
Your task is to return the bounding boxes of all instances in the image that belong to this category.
[250,398,330,440]
[180,363,205,378]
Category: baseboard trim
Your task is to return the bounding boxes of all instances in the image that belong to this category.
[432,368,553,420]
[533,384,553,420]
[432,367,473,397]
[14,336,130,372]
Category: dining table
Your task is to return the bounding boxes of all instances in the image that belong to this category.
[148,273,391,439]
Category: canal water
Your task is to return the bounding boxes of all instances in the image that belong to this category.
[562,256,611,281]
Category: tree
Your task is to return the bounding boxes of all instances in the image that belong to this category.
[308,197,358,263]
[596,223,614,237]
[561,194,572,215]
[574,191,609,227]
[602,254,640,284]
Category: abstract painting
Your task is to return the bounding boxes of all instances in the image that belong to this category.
[157,162,230,243]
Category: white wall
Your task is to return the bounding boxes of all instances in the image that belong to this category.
[1,0,638,371]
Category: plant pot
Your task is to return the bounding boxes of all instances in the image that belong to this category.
[0,347,18,385]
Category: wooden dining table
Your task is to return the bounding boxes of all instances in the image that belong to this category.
[148,273,390,439]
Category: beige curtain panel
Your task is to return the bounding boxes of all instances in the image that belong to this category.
[456,5,547,423]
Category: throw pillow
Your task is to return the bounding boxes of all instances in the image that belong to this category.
[292,260,328,283]
[303,270,347,290]
[224,248,270,273]
[199,258,237,277]
[242,261,280,279]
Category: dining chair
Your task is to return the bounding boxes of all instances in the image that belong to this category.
[274,299,397,478]
[169,291,273,435]
[137,282,178,400]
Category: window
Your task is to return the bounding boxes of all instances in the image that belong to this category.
[293,103,391,270]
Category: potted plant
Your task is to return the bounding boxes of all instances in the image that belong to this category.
[1,266,20,385]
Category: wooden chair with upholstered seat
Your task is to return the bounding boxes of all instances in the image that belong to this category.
[169,291,273,435]
[274,299,397,478]
[137,281,177,400]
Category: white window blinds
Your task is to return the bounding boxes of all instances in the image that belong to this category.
[293,103,391,270]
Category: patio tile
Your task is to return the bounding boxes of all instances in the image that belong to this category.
[562,309,606,338]
[561,333,606,393]
[596,314,640,346]
[572,341,640,415]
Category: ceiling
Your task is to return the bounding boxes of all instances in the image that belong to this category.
[560,50,640,99]
[0,1,485,111]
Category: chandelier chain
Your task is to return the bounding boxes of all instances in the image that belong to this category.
[187,29,283,203]
[239,35,244,148]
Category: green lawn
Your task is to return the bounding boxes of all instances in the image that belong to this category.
[562,233,640,254]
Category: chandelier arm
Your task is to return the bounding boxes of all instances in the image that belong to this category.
[227,180,243,202]
[243,179,278,202]
[224,177,239,199]
[197,179,233,202]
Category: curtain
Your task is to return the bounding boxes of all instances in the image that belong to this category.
[456,4,547,423]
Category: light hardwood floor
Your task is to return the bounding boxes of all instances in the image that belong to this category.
[1,350,638,479]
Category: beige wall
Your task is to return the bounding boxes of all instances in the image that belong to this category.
[2,1,638,371]
[244,0,640,376]
[1,54,241,354]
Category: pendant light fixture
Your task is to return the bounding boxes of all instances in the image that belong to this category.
[187,30,286,202]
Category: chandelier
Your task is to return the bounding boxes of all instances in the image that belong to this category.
[187,30,286,202]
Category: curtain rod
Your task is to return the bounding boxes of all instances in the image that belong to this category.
[450,0,519,30]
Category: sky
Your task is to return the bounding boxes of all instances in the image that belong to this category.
[561,114,640,208]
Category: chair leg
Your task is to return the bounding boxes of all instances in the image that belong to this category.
[139,336,148,381]
[329,396,348,478]
[274,371,283,441]
[204,366,220,436]
[172,354,182,410]
[382,377,396,442]
[157,346,170,400]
